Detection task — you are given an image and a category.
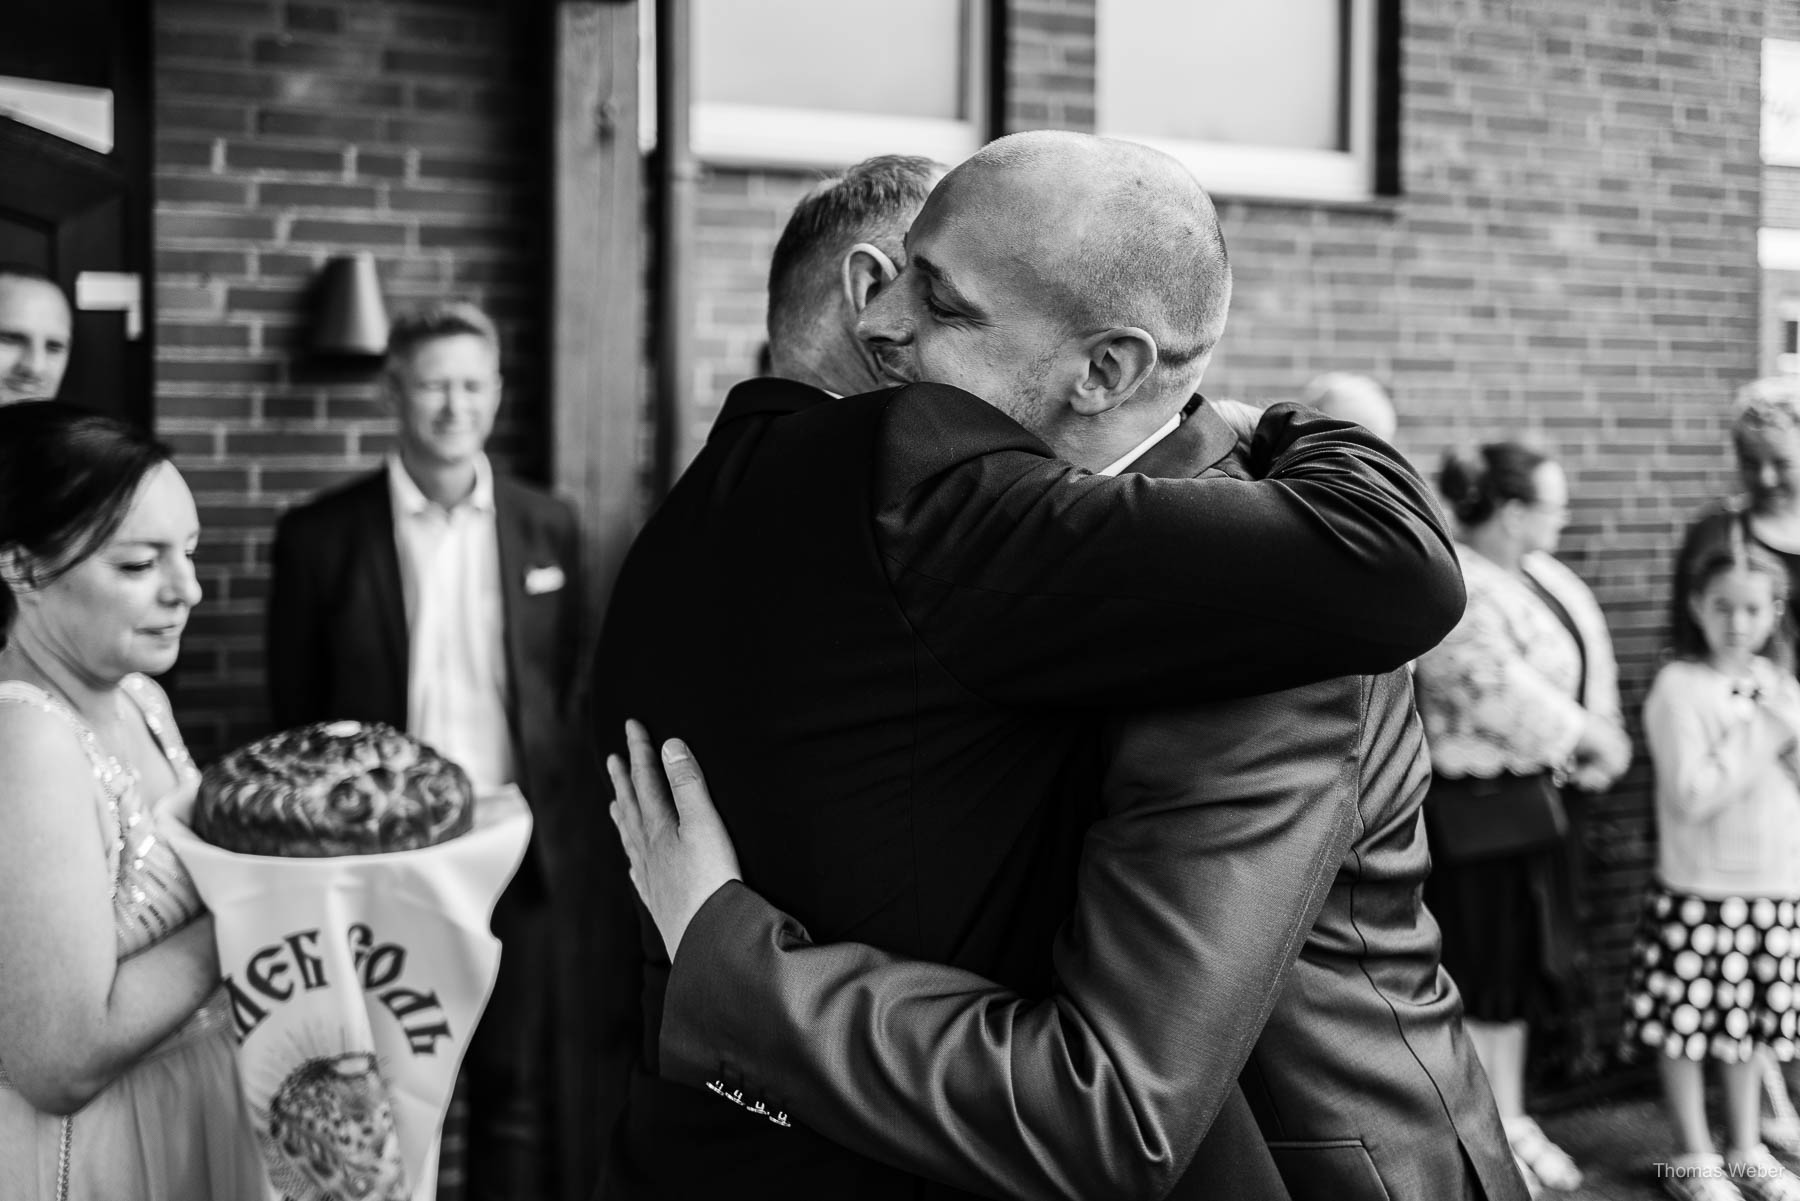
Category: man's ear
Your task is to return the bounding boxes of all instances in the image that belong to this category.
[842,242,899,315]
[1071,328,1159,416]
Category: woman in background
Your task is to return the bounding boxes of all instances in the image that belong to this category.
[1414,442,1631,1195]
[0,402,262,1199]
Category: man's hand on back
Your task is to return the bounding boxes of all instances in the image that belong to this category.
[607,720,743,960]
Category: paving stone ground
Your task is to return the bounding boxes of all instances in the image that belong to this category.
[1535,1073,1800,1201]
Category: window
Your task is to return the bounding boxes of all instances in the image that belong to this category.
[679,0,989,169]
[1095,0,1382,203]
[1780,299,1800,376]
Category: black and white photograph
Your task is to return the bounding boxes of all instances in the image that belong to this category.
[0,3,1796,1201]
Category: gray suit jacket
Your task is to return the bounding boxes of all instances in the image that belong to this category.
[650,402,1525,1201]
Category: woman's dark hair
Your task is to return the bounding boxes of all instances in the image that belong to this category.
[1671,521,1795,670]
[1436,442,1550,527]
[0,402,173,632]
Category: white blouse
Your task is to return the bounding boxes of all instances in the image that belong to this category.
[1645,657,1800,898]
[1413,544,1591,778]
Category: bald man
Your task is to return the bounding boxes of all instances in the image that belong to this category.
[591,133,1499,1201]
[0,266,72,405]
[1303,372,1398,442]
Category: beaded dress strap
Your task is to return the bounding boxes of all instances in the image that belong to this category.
[0,681,133,798]
[0,680,136,896]
[120,673,195,776]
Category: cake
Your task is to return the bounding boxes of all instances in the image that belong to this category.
[195,720,474,856]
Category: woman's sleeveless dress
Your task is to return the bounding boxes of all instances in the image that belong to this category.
[0,675,265,1200]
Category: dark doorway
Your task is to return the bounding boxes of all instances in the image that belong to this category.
[0,0,151,426]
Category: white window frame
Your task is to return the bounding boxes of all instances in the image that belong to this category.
[651,2,990,171]
[1095,0,1380,204]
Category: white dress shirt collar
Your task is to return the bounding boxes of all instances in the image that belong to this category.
[385,453,496,517]
[1097,412,1183,476]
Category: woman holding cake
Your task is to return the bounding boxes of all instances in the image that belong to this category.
[0,402,262,1199]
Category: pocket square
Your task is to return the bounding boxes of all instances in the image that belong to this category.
[524,564,565,595]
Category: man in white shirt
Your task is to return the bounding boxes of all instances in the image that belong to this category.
[268,302,584,1201]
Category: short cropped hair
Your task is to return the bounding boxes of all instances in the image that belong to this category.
[384,301,501,373]
[767,155,942,346]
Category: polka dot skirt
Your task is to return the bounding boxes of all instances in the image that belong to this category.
[1621,885,1800,1063]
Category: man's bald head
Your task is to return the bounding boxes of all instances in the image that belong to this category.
[933,131,1232,384]
[1303,372,1397,441]
[859,132,1234,468]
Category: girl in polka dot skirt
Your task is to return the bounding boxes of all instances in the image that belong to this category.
[1625,532,1800,1201]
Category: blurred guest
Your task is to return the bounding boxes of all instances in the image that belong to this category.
[1303,371,1396,441]
[1676,377,1800,653]
[1672,375,1800,1154]
[0,265,72,404]
[1415,443,1631,1195]
[266,302,582,1201]
[1623,532,1800,1201]
[0,401,263,1199]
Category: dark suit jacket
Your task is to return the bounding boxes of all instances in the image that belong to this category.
[647,401,1523,1201]
[589,380,1465,1200]
[265,467,582,893]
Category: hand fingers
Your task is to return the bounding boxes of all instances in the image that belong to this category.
[624,719,676,838]
[606,795,651,904]
[605,754,646,853]
[660,739,718,826]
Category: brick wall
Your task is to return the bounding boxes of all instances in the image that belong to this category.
[672,0,1765,1065]
[153,0,549,762]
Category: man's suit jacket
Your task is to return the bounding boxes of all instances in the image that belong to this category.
[266,468,582,893]
[651,402,1524,1201]
[588,379,1466,1200]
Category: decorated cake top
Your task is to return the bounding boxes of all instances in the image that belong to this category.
[196,721,474,857]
